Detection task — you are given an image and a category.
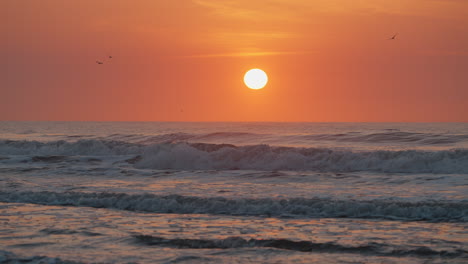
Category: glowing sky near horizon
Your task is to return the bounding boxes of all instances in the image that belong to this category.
[2,0,468,122]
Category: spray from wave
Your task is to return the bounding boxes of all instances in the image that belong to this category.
[2,139,467,173]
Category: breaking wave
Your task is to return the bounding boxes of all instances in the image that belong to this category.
[2,139,468,173]
[79,130,468,146]
[296,131,468,145]
[135,143,468,173]
[72,130,468,146]
[1,191,466,222]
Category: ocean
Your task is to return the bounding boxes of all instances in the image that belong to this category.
[0,121,467,263]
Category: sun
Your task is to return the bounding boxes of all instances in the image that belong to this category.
[244,69,268,90]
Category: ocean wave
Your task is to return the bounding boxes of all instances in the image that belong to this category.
[297,131,468,145]
[12,129,465,147]
[0,139,141,156]
[1,140,468,173]
[134,235,467,258]
[1,191,466,222]
[94,131,468,146]
[111,132,195,145]
[92,131,468,146]
[136,143,468,173]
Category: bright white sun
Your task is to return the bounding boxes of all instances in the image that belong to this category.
[244,68,268,90]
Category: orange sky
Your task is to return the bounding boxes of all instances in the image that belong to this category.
[2,0,468,122]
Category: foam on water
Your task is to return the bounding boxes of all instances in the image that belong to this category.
[2,139,468,173]
[1,191,466,222]
[136,142,468,173]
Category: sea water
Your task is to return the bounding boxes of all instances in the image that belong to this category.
[0,122,467,263]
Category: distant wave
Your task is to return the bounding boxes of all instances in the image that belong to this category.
[0,139,140,156]
[96,131,468,145]
[295,131,468,145]
[99,131,468,146]
[2,139,468,173]
[11,129,466,147]
[1,191,466,222]
[17,129,37,135]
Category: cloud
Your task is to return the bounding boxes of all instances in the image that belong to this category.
[183,51,311,58]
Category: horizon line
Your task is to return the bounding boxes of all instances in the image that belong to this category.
[1,120,466,123]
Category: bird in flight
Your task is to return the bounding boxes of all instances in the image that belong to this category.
[96,54,112,64]
[389,33,398,40]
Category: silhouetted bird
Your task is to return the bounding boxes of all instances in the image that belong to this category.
[108,56,112,59]
[389,34,398,40]
[96,61,104,64]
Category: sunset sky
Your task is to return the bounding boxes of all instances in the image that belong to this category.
[2,0,468,122]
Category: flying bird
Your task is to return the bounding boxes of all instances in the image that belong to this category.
[389,33,398,40]
[96,61,104,64]
[108,56,112,59]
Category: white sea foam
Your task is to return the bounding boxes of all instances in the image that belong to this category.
[1,140,468,173]
[136,143,468,173]
[1,191,466,222]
